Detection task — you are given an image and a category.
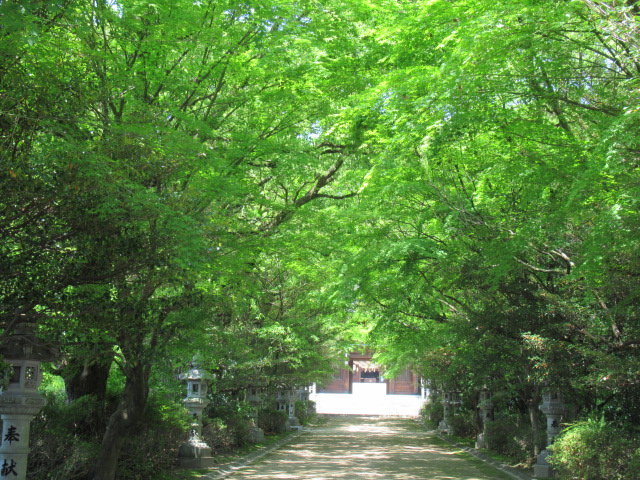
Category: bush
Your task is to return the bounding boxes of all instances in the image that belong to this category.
[294,400,316,425]
[549,417,640,480]
[257,408,288,434]
[226,415,255,447]
[116,394,190,480]
[484,413,542,463]
[421,396,444,429]
[448,411,478,437]
[28,390,191,480]
[28,394,105,480]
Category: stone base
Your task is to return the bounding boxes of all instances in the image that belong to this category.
[289,416,300,427]
[179,442,212,459]
[438,420,450,434]
[534,464,555,478]
[475,433,487,449]
[249,426,265,443]
[534,449,555,478]
[179,456,216,469]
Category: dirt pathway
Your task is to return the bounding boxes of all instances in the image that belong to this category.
[220,416,514,480]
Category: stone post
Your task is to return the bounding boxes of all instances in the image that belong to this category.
[534,390,566,478]
[178,362,214,468]
[438,392,452,434]
[245,387,265,443]
[275,391,291,432]
[286,389,301,430]
[475,388,494,449]
[0,322,55,480]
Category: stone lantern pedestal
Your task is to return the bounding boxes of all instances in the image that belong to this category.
[246,388,265,443]
[178,362,214,469]
[276,390,300,431]
[439,391,459,434]
[286,390,301,430]
[476,388,494,449]
[534,391,566,478]
[0,322,56,480]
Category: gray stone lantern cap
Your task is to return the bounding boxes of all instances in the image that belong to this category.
[179,366,213,382]
[0,321,58,362]
[178,355,213,382]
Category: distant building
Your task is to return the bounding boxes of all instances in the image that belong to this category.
[319,351,420,395]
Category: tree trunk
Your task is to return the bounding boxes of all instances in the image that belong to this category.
[63,350,113,402]
[527,385,543,456]
[92,362,150,480]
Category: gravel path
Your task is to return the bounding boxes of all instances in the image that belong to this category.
[219,415,514,480]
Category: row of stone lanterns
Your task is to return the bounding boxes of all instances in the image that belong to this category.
[436,387,565,478]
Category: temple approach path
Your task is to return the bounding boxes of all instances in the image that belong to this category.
[203,416,516,480]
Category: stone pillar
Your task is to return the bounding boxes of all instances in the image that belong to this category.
[178,362,214,468]
[534,390,566,478]
[439,391,461,434]
[246,387,265,443]
[438,392,452,434]
[275,391,291,431]
[475,388,494,449]
[0,322,55,480]
[286,389,301,430]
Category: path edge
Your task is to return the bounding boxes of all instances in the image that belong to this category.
[436,434,534,480]
[196,429,306,480]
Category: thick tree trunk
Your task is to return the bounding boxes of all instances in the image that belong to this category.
[63,352,113,402]
[92,363,150,480]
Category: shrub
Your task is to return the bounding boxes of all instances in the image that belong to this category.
[226,415,255,447]
[116,394,190,480]
[28,389,190,480]
[421,396,444,429]
[202,417,237,453]
[549,417,640,480]
[257,408,288,434]
[484,413,541,463]
[294,400,316,425]
[449,411,478,437]
[28,394,105,480]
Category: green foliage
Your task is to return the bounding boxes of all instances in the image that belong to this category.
[294,400,316,426]
[28,395,104,479]
[484,414,545,464]
[202,416,254,454]
[3,0,640,475]
[421,396,444,430]
[549,417,640,480]
[448,411,478,438]
[257,408,289,435]
[27,388,190,480]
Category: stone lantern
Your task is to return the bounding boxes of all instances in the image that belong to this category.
[438,391,453,434]
[287,389,302,430]
[178,361,214,468]
[245,387,265,443]
[296,386,309,403]
[0,321,56,480]
[475,387,494,449]
[534,390,566,478]
[277,389,300,431]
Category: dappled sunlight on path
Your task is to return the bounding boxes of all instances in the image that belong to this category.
[223,416,510,480]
